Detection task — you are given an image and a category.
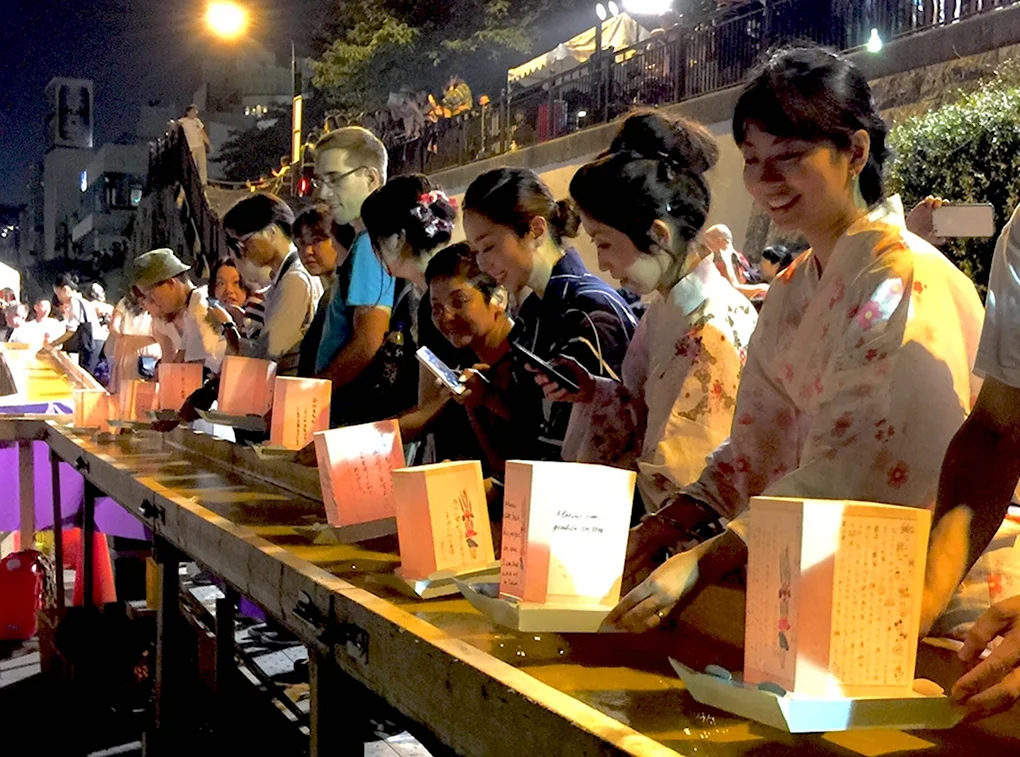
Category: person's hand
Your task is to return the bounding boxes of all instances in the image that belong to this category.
[206,303,234,328]
[906,196,947,247]
[179,398,200,423]
[451,364,492,412]
[294,440,318,467]
[151,417,181,433]
[952,595,1020,718]
[527,355,596,403]
[622,516,686,591]
[603,547,702,632]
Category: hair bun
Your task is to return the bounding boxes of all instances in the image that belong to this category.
[609,111,719,176]
[553,198,581,240]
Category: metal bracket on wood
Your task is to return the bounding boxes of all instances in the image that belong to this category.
[294,591,370,665]
[140,498,166,525]
[74,456,90,475]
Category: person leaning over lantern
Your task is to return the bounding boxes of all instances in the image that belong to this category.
[605,45,1020,635]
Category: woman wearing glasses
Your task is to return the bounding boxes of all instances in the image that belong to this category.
[212,193,323,375]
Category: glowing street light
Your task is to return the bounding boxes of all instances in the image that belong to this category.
[623,0,673,14]
[867,28,883,53]
[206,1,248,40]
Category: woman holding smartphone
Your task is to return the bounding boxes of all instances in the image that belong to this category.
[606,46,1020,635]
[461,168,638,464]
[534,111,758,521]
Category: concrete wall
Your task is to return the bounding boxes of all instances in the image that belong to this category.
[427,4,1020,267]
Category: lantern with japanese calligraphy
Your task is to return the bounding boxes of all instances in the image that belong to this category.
[217,356,276,416]
[157,363,204,413]
[744,497,931,698]
[314,420,404,535]
[118,380,157,421]
[392,460,495,580]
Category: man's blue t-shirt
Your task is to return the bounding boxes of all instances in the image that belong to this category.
[315,231,395,374]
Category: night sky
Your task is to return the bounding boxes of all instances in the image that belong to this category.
[0,0,328,206]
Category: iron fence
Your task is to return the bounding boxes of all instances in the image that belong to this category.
[387,0,1020,176]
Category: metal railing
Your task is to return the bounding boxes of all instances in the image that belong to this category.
[148,126,228,272]
[387,0,1019,176]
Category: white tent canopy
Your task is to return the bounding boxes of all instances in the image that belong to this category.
[507,13,651,90]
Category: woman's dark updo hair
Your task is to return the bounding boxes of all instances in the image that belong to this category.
[761,244,794,269]
[733,46,889,206]
[570,111,718,253]
[425,242,502,304]
[463,168,580,245]
[361,174,457,257]
[54,273,80,291]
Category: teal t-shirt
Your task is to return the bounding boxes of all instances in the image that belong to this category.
[314,232,395,374]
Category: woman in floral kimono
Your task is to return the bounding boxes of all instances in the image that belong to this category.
[607,46,1020,634]
[534,112,758,519]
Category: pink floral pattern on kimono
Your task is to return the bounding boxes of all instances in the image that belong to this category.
[562,257,758,513]
[684,198,1020,632]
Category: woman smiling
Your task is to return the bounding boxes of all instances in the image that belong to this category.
[608,46,1019,636]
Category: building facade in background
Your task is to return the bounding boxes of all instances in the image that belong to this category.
[42,77,96,261]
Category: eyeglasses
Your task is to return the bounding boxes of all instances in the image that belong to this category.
[227,226,270,253]
[311,166,368,192]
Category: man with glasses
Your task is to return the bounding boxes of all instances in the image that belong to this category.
[214,193,323,375]
[310,127,395,411]
[131,248,225,370]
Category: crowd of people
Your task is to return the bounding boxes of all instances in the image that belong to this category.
[25,43,1020,718]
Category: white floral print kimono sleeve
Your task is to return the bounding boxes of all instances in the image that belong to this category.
[684,198,1020,634]
[563,258,758,513]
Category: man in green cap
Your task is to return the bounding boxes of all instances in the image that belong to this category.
[131,248,226,370]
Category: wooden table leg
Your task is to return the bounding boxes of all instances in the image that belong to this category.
[215,586,238,695]
[18,440,35,551]
[50,450,64,609]
[146,538,183,756]
[82,480,98,608]
[309,649,366,757]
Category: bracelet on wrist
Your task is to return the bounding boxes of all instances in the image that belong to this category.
[652,499,723,544]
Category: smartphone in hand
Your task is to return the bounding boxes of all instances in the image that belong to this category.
[511,342,581,394]
[932,204,996,238]
[416,346,467,395]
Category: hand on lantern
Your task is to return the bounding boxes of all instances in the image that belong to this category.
[953,595,1020,719]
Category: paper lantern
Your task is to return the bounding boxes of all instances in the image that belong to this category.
[270,376,331,450]
[498,460,635,606]
[743,497,931,698]
[217,356,276,416]
[392,460,495,580]
[157,363,204,412]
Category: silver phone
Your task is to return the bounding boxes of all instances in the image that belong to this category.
[932,204,996,238]
[416,346,466,395]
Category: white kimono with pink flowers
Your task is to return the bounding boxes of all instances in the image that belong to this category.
[683,198,1020,636]
[563,257,758,513]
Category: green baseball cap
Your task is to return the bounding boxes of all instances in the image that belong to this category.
[131,249,191,290]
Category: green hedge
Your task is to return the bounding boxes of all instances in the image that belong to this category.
[887,68,1020,296]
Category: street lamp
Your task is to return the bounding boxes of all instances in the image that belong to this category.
[205,1,248,40]
[203,2,303,194]
[866,28,884,53]
[623,0,672,14]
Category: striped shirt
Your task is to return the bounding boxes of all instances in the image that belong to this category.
[509,248,638,461]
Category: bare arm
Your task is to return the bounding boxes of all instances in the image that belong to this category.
[315,306,390,391]
[398,363,452,442]
[921,377,1020,635]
